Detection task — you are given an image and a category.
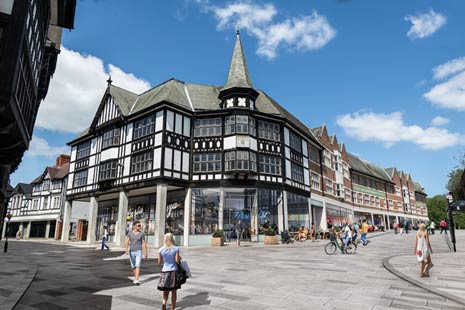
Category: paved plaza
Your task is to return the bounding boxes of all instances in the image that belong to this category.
[0,231,464,310]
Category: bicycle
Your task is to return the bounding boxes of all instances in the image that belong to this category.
[324,232,355,255]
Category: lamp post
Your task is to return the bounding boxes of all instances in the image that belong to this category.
[3,213,12,253]
[446,192,456,252]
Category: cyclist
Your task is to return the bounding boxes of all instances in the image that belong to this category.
[340,223,352,251]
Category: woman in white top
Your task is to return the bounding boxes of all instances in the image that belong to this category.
[415,223,433,277]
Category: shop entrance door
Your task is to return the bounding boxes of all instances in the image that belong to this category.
[223,189,257,243]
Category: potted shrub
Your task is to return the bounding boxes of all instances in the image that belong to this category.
[211,229,224,246]
[263,228,278,245]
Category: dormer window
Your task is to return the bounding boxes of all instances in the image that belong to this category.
[226,98,234,108]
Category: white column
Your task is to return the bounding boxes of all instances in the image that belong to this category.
[307,197,312,227]
[277,191,284,233]
[61,200,72,242]
[19,223,24,236]
[386,214,391,230]
[283,191,289,231]
[370,213,374,226]
[321,202,328,230]
[218,188,224,230]
[45,221,50,239]
[154,184,167,248]
[25,221,31,239]
[115,191,128,246]
[183,188,192,247]
[86,196,98,244]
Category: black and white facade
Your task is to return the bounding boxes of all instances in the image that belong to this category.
[65,31,321,247]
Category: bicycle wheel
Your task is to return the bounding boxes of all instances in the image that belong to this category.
[345,244,354,254]
[325,242,337,255]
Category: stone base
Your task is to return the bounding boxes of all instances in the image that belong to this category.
[211,237,224,246]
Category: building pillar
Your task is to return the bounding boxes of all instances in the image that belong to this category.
[183,188,192,247]
[321,202,328,231]
[307,198,312,227]
[370,213,374,226]
[277,191,284,233]
[61,200,72,242]
[386,214,391,230]
[25,221,31,239]
[45,221,50,239]
[218,188,224,230]
[19,223,24,236]
[115,191,128,246]
[154,184,167,248]
[86,196,98,244]
[283,191,289,231]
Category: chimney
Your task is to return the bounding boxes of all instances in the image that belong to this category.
[56,154,70,168]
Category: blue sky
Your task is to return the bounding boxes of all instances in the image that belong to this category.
[11,0,465,197]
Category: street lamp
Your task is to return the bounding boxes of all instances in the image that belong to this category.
[3,213,12,253]
[446,192,456,252]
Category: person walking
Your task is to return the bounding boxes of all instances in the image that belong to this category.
[157,233,181,310]
[415,223,433,277]
[393,221,398,234]
[440,219,447,234]
[310,222,316,242]
[404,220,409,234]
[125,220,148,285]
[101,225,110,250]
[236,220,242,247]
[430,221,435,235]
[398,221,404,235]
[352,222,360,243]
[360,219,369,246]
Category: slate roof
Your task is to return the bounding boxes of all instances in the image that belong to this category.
[385,167,395,178]
[12,183,33,196]
[347,153,393,183]
[31,163,70,184]
[414,182,427,195]
[223,30,253,90]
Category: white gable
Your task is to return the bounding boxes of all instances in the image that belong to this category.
[97,98,120,127]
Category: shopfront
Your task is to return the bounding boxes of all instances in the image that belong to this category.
[327,204,353,228]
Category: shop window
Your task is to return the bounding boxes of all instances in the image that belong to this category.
[191,188,220,235]
[257,121,280,141]
[99,160,118,181]
[128,195,156,237]
[131,151,153,174]
[287,193,309,231]
[257,189,281,234]
[73,170,88,188]
[166,191,185,235]
[76,141,91,159]
[102,128,121,149]
[133,114,155,139]
[193,153,222,172]
[194,118,222,137]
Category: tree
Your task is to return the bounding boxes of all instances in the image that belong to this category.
[427,195,448,225]
[447,168,464,201]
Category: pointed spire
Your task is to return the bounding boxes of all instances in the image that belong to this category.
[223,29,253,90]
[107,75,113,86]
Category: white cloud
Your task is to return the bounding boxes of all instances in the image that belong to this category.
[336,111,465,150]
[25,136,69,157]
[424,71,465,111]
[433,56,465,80]
[35,47,150,133]
[430,116,449,126]
[201,2,336,60]
[405,9,446,40]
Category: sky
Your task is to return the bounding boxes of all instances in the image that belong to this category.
[10,0,465,197]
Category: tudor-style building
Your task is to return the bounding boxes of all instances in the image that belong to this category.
[64,31,321,247]
[3,154,70,239]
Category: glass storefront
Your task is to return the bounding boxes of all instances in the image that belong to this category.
[223,189,256,242]
[96,200,118,241]
[166,190,185,235]
[128,194,156,236]
[326,205,353,228]
[191,188,220,235]
[257,189,281,235]
[287,192,310,231]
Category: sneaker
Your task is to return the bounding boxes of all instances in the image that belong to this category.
[133,279,140,285]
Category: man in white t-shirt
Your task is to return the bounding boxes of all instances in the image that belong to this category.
[341,223,352,248]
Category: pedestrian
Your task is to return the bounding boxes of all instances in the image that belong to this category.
[352,222,359,245]
[157,233,181,310]
[440,219,447,234]
[101,225,110,251]
[16,229,22,240]
[404,220,409,234]
[393,221,398,234]
[236,219,242,247]
[125,220,148,285]
[415,223,433,277]
[398,221,404,235]
[360,219,369,246]
[310,222,316,242]
[430,221,435,235]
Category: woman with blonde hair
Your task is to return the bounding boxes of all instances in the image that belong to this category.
[157,233,181,310]
[415,223,433,277]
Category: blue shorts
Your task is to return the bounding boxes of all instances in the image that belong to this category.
[129,250,142,269]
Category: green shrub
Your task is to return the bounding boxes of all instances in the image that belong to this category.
[212,229,224,238]
[264,227,276,236]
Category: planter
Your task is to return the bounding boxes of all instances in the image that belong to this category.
[211,237,224,246]
[264,235,278,245]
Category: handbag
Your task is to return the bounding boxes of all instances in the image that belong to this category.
[176,260,187,285]
[181,260,192,278]
[416,250,422,256]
